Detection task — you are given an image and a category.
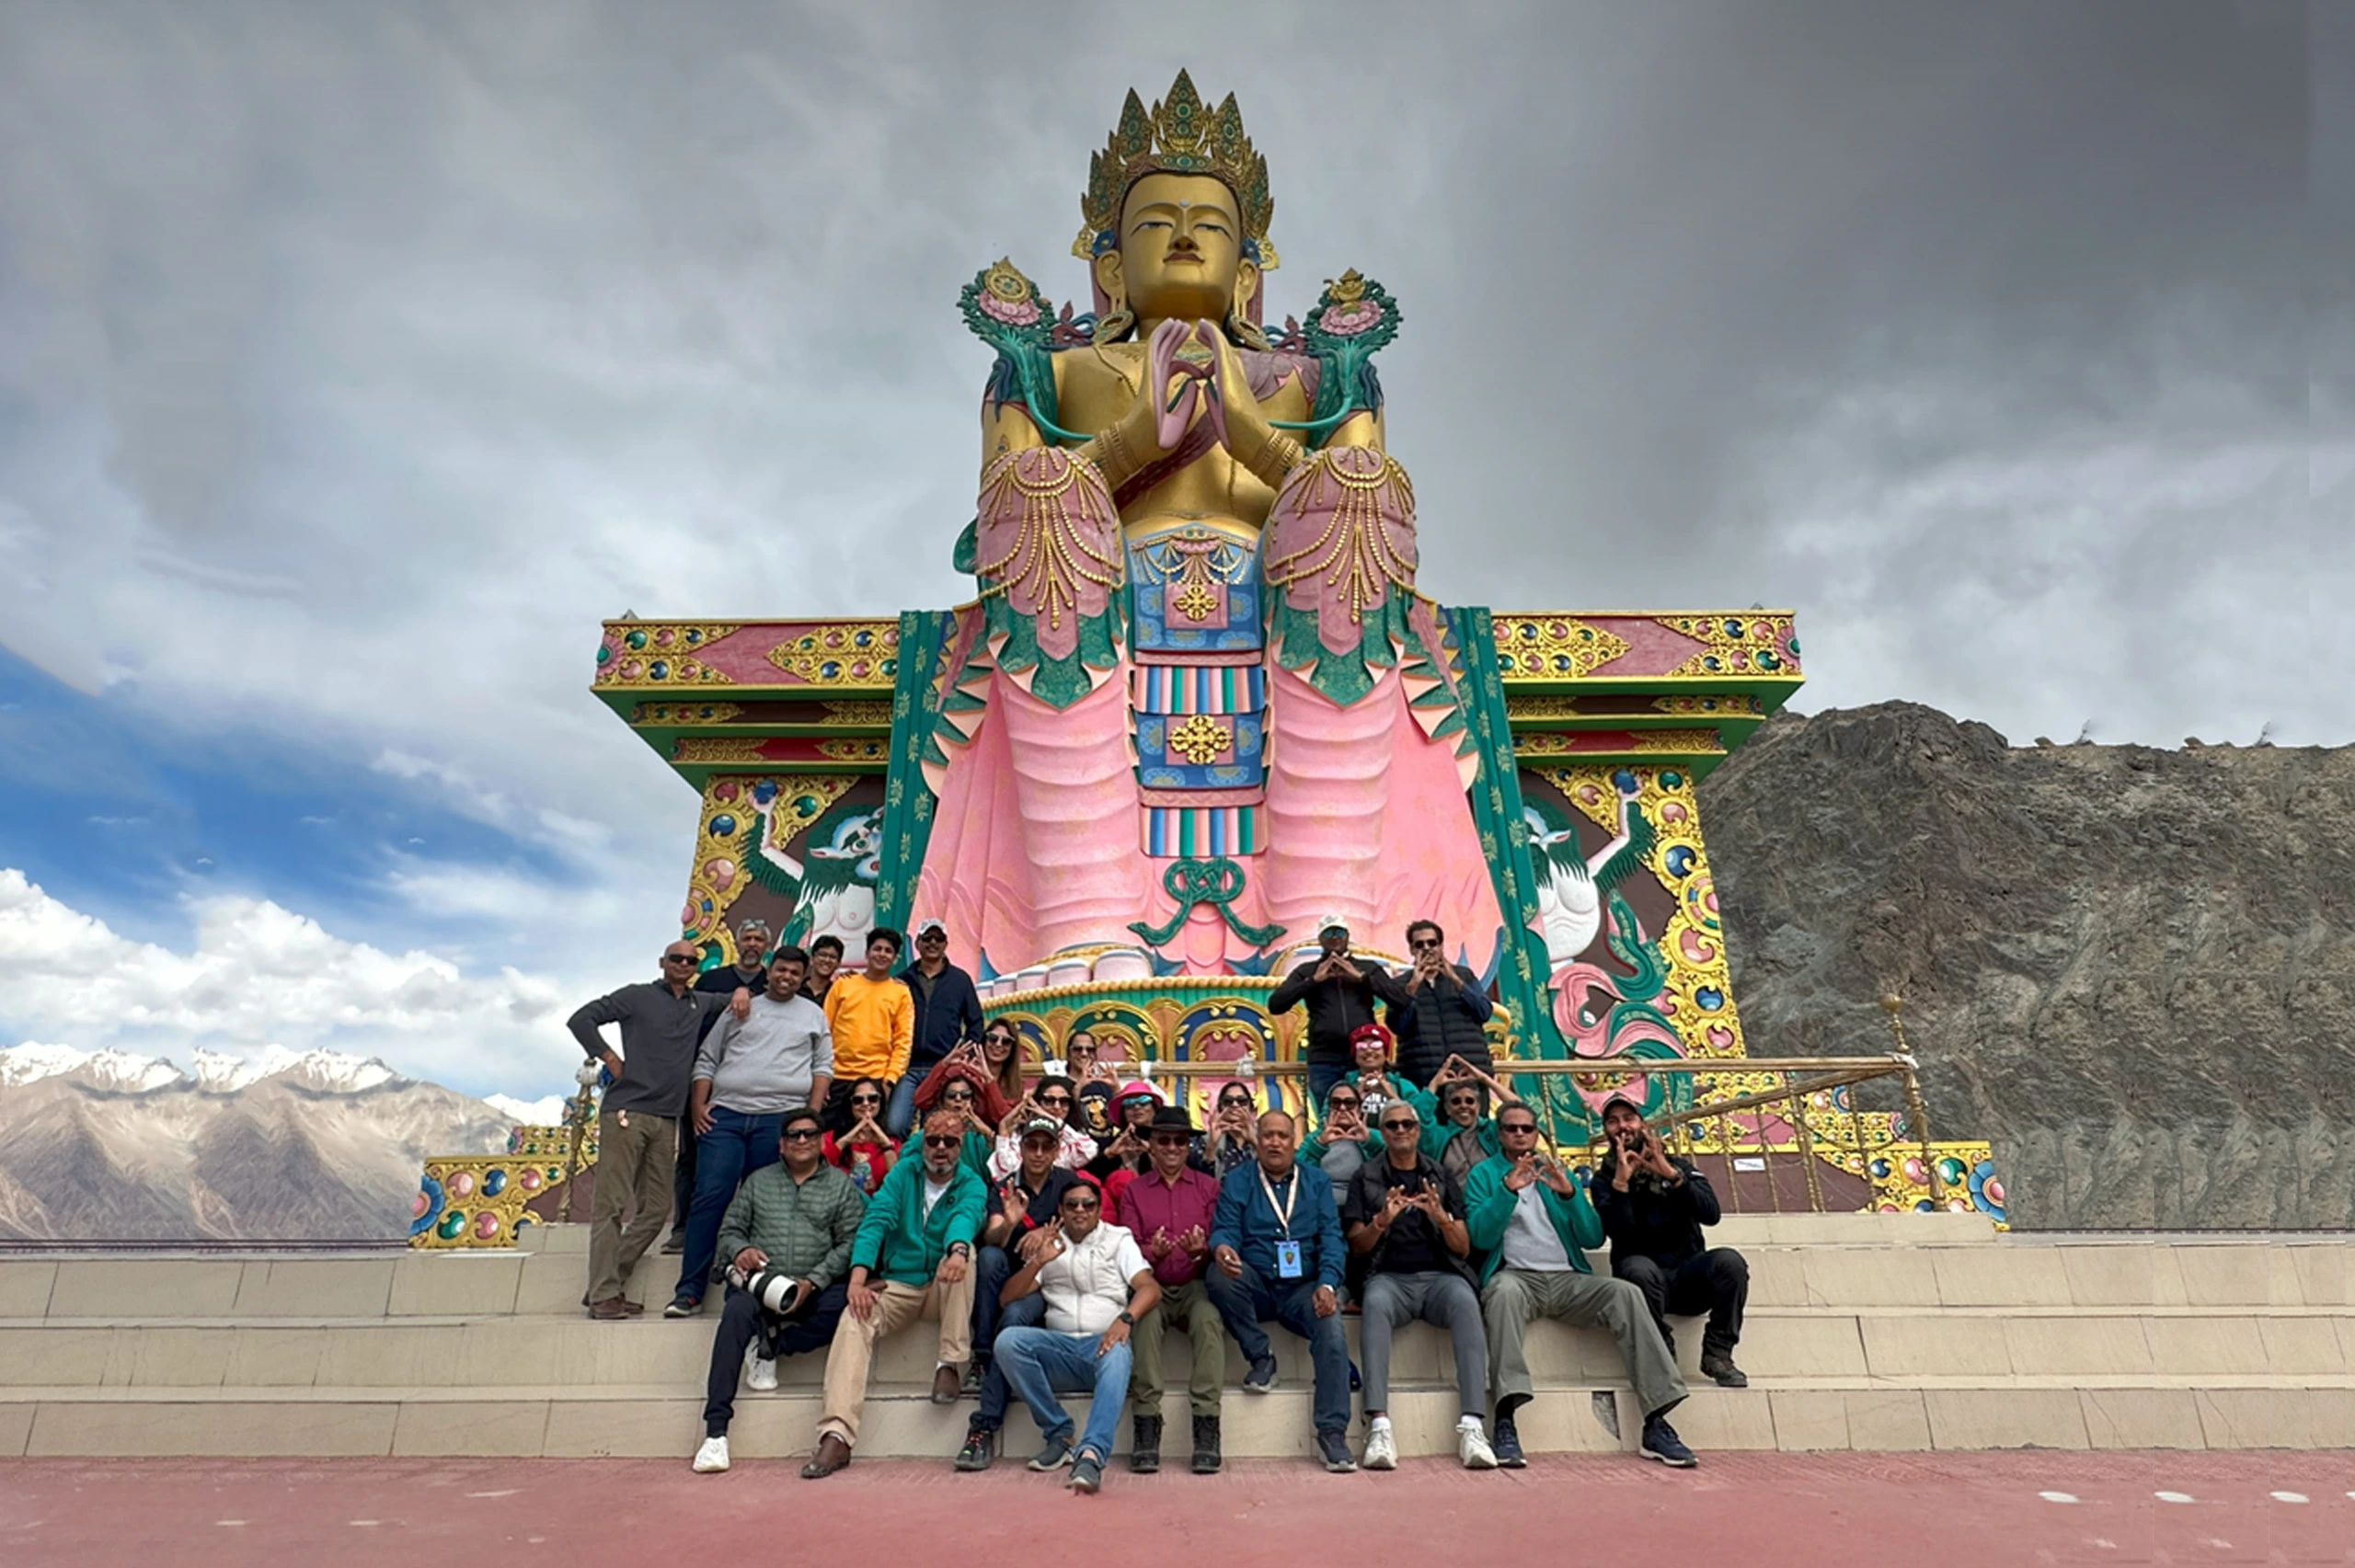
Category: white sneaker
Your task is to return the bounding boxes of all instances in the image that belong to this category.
[1459,1421,1498,1470]
[692,1436,729,1473]
[746,1356,778,1392]
[1362,1421,1398,1471]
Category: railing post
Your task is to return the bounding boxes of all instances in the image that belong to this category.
[1901,1066,1945,1208]
[1787,1070,1824,1212]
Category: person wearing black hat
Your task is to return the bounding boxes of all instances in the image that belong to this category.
[1591,1094,1750,1390]
[1113,1103,1228,1473]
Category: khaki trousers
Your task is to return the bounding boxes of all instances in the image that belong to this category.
[1483,1265,1688,1421]
[1129,1276,1226,1416]
[816,1274,975,1448]
[587,1109,676,1304]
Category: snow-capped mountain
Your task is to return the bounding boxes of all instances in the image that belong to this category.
[0,1043,538,1241]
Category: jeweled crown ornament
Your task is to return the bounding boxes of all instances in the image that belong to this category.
[1074,68,1277,269]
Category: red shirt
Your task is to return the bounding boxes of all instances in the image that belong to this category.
[1113,1164,1222,1287]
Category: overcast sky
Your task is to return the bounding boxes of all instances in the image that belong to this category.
[0,1,2343,1100]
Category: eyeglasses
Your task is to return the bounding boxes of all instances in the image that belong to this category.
[1062,1199,1099,1212]
[1381,1118,1419,1131]
[850,1094,883,1106]
[1409,938,1442,951]
[1040,1095,1071,1108]
[984,1034,1014,1047]
[922,1135,959,1150]
[943,1088,974,1101]
[1327,1097,1361,1112]
[1218,1096,1251,1108]
[1500,1123,1539,1136]
[782,1128,821,1141]
[661,953,696,964]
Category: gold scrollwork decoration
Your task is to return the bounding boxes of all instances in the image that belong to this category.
[1491,616,1631,681]
[764,623,902,687]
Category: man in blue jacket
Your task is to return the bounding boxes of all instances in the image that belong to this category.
[1465,1103,1694,1468]
[886,919,983,1139]
[1204,1109,1358,1473]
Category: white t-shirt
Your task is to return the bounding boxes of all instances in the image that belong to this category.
[1499,1181,1576,1273]
[1036,1221,1150,1335]
[921,1174,950,1221]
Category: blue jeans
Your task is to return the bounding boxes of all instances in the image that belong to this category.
[1203,1260,1352,1436]
[675,1105,783,1302]
[974,1291,1048,1427]
[994,1325,1132,1462]
[1306,1059,1349,1109]
[884,1073,922,1141]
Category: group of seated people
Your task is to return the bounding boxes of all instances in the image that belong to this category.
[570,919,1749,1491]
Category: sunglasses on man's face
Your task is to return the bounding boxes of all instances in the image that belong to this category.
[1062,1198,1099,1213]
[1501,1122,1539,1137]
[922,1135,959,1150]
[782,1128,821,1142]
[661,953,696,964]
[1382,1117,1419,1131]
[1410,938,1442,952]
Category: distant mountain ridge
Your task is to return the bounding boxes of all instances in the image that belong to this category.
[0,1045,520,1241]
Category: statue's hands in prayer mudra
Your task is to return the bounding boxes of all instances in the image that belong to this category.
[916,73,1499,982]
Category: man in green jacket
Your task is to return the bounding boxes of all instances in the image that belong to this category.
[691,1107,867,1474]
[1464,1104,1694,1469]
[804,1106,987,1478]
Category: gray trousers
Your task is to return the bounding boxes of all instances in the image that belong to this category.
[1482,1266,1687,1421]
[1361,1270,1488,1420]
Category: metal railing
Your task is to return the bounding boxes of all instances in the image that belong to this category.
[1133,1051,1950,1213]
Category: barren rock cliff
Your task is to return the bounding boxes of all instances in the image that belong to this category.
[1702,702,2353,1230]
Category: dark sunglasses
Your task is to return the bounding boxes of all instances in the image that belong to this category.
[922,1135,959,1149]
[850,1093,883,1105]
[1327,1097,1361,1111]
[661,953,696,963]
[1500,1121,1539,1135]
[1062,1197,1099,1211]
[1381,1117,1419,1130]
[1218,1095,1251,1108]
[942,1087,974,1100]
[1040,1094,1072,1106]
[1409,938,1442,951]
[782,1128,821,1141]
[984,1033,1015,1046]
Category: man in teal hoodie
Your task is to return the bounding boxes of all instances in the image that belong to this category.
[1463,1104,1694,1469]
[804,1107,987,1478]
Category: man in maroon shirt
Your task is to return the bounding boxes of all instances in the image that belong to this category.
[1112,1104,1226,1474]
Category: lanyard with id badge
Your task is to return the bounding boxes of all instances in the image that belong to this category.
[1259,1165,1304,1279]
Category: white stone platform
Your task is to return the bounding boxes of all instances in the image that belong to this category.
[0,1214,2345,1459]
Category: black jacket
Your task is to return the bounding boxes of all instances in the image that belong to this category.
[1269,957,1410,1066]
[898,960,983,1071]
[1387,965,1494,1086]
[1339,1151,1476,1288]
[1590,1155,1723,1272]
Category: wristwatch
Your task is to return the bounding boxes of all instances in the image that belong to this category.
[1116,1310,1135,1326]
[948,1241,971,1257]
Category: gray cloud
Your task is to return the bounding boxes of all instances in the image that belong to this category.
[0,1,2340,983]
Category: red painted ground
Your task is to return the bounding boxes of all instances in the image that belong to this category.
[2,1452,2349,1567]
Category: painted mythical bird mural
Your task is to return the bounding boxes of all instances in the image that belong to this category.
[1523,771,1656,967]
[745,801,883,952]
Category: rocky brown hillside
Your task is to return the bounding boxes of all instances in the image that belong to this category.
[1701,702,2354,1230]
[0,1050,516,1240]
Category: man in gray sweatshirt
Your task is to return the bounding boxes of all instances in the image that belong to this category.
[669,946,835,1316]
[569,941,752,1319]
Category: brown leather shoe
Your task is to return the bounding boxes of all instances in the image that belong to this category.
[619,1299,646,1316]
[800,1433,852,1479]
[931,1364,962,1404]
[587,1297,631,1320]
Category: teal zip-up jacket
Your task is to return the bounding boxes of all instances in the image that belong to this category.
[1463,1152,1606,1286]
[849,1155,986,1287]
[1302,1070,1435,1165]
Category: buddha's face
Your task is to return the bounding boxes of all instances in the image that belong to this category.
[1099,171,1257,326]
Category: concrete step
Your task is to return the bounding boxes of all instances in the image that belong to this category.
[5,1230,2342,1325]
[4,1374,2346,1459]
[4,1302,2345,1390]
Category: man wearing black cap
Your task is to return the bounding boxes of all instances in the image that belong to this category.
[1113,1103,1228,1473]
[889,918,982,1140]
[1269,919,1411,1105]
[1591,1094,1750,1390]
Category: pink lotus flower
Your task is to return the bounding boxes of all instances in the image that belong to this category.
[981,292,1041,326]
[1319,301,1384,337]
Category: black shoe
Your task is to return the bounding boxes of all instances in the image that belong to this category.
[1243,1354,1278,1393]
[1131,1413,1162,1473]
[1639,1414,1696,1468]
[1316,1428,1357,1473]
[954,1424,996,1472]
[1700,1352,1748,1389]
[662,1295,700,1318]
[1190,1414,1223,1474]
[961,1359,986,1397]
[1493,1415,1525,1468]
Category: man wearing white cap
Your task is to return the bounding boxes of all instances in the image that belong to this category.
[888,918,982,1141]
[1268,917,1412,1105]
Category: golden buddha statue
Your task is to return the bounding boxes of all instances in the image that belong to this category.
[916,72,1502,984]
